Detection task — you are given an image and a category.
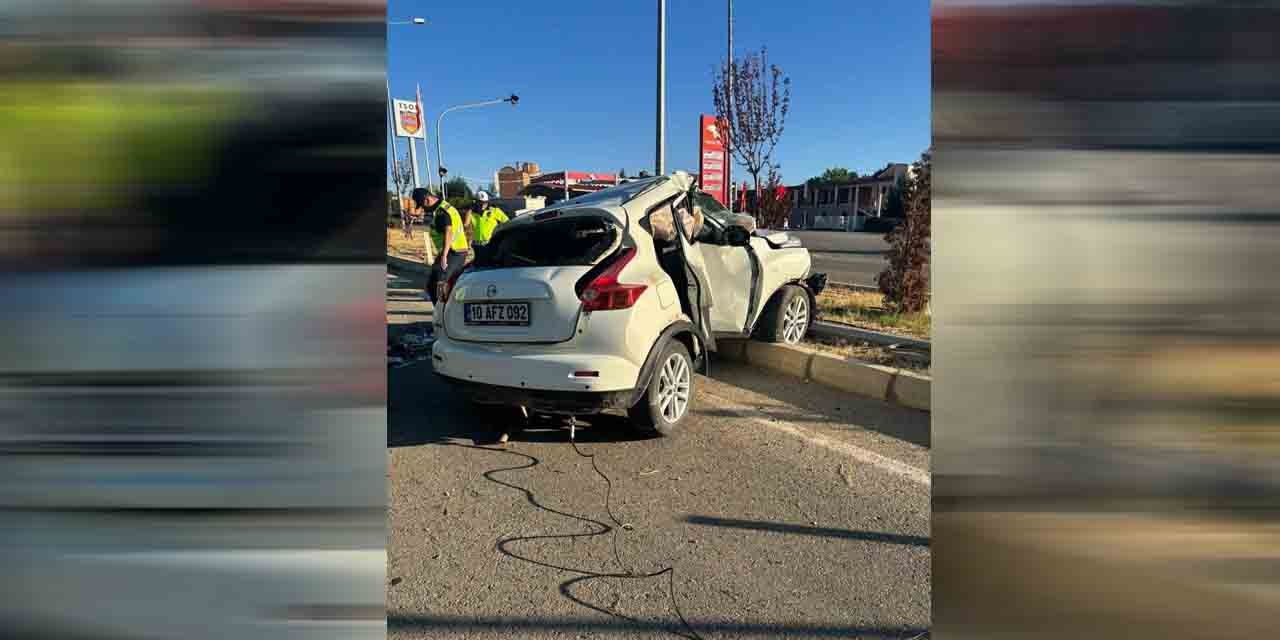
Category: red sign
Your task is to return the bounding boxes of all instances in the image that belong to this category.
[698,114,729,206]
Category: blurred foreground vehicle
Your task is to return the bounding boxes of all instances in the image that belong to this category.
[0,2,387,638]
[933,2,1280,639]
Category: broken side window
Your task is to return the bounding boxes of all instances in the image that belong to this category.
[474,216,618,269]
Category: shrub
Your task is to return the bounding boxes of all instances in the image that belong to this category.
[877,149,930,313]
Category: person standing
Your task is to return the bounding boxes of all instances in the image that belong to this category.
[468,191,509,248]
[415,189,470,304]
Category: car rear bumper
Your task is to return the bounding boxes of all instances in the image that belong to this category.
[430,336,641,394]
[437,377,635,414]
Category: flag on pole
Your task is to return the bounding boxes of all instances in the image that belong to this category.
[416,84,425,134]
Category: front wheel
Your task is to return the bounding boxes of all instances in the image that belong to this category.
[756,285,810,345]
[628,341,694,437]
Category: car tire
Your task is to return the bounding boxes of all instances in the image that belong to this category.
[755,285,810,345]
[628,340,694,437]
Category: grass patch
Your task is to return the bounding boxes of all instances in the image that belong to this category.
[388,225,430,262]
[816,288,930,339]
[804,336,930,374]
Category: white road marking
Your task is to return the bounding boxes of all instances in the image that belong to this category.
[700,387,930,488]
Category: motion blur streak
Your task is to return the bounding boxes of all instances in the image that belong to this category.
[933,2,1280,638]
[0,1,387,639]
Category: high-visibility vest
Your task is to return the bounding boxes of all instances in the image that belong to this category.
[428,201,469,253]
[471,206,509,245]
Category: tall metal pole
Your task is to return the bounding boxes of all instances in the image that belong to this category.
[655,0,666,176]
[419,84,435,193]
[436,110,448,200]
[408,137,422,188]
[386,80,406,217]
[726,0,733,206]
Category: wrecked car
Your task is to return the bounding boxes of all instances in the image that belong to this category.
[431,171,826,435]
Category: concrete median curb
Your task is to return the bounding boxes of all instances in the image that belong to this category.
[717,339,930,412]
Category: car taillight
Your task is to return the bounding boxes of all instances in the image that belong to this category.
[443,265,470,303]
[578,247,647,312]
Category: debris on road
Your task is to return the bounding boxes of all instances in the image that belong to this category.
[389,328,435,367]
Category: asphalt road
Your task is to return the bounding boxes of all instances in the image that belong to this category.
[786,230,889,287]
[387,268,930,639]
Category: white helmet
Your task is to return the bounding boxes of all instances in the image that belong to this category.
[476,191,490,202]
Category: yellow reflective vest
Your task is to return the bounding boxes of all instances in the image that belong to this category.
[428,201,469,253]
[470,206,509,245]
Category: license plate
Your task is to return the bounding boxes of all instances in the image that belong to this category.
[464,302,531,326]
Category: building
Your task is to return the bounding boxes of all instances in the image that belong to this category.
[520,170,620,205]
[495,162,541,199]
[788,163,910,230]
[492,196,546,216]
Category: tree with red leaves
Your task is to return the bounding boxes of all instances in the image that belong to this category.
[755,165,793,230]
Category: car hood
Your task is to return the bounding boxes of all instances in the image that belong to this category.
[753,229,803,248]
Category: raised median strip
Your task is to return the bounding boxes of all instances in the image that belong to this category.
[717,339,930,412]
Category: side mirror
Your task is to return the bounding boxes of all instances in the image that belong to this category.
[724,225,751,247]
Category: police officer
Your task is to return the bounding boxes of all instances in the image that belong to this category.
[468,191,509,247]
[415,189,470,304]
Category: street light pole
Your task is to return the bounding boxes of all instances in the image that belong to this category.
[655,0,666,176]
[726,0,733,205]
[388,17,430,188]
[435,95,520,200]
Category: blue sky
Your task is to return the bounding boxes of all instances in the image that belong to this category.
[388,1,929,191]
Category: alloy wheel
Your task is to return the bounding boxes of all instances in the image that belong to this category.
[657,352,691,423]
[782,295,809,344]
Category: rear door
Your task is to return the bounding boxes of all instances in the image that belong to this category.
[443,212,621,343]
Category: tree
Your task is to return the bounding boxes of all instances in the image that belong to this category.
[445,177,473,200]
[386,190,398,227]
[815,167,857,185]
[389,150,415,214]
[755,164,793,230]
[712,46,791,221]
[877,149,931,313]
[881,176,906,219]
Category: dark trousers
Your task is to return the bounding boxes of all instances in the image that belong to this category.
[427,250,468,304]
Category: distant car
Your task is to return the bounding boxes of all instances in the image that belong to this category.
[432,171,826,435]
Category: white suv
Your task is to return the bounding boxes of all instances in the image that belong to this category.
[432,172,825,435]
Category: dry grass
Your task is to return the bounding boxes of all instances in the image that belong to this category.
[804,336,931,374]
[387,226,429,262]
[816,288,931,339]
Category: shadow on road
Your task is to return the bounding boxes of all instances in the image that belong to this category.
[387,614,929,638]
[682,515,930,547]
[511,412,663,445]
[426,442,930,640]
[701,361,930,448]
